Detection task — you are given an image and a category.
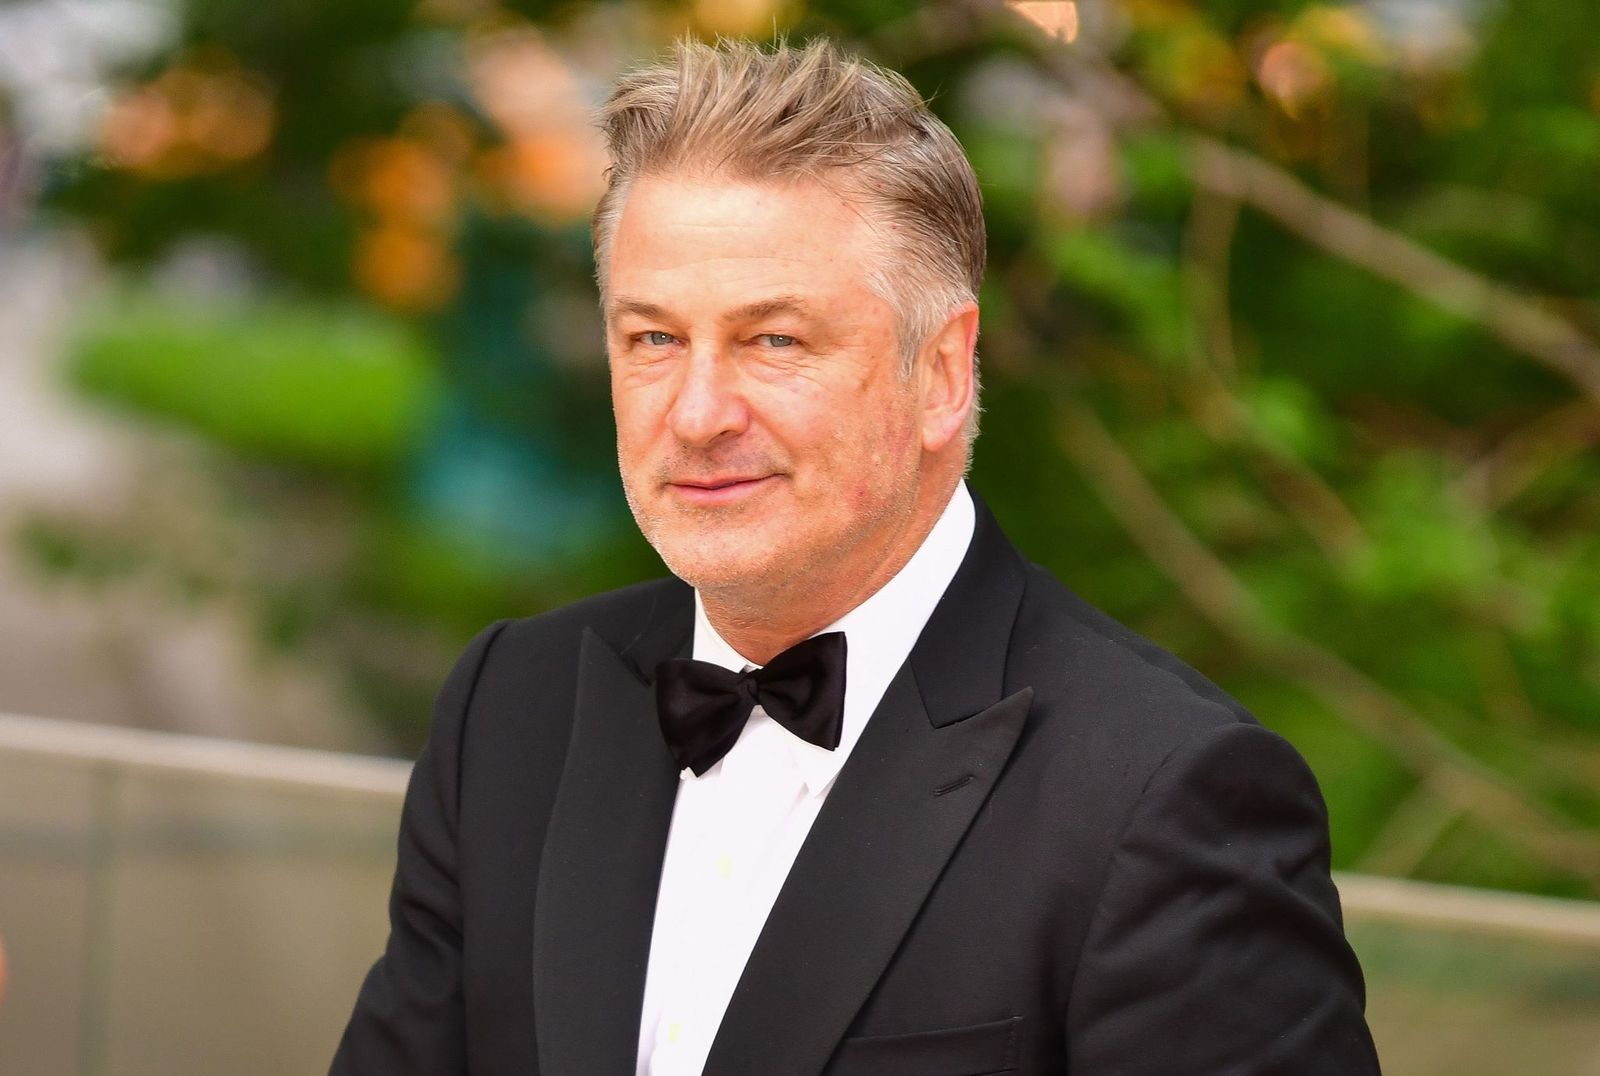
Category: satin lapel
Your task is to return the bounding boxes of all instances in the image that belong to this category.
[533,623,683,1076]
[703,675,1033,1076]
[704,494,1035,1076]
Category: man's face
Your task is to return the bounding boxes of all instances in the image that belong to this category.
[605,173,931,601]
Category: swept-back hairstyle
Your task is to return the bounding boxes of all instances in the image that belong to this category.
[592,37,985,422]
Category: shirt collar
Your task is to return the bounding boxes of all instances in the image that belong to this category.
[690,482,977,795]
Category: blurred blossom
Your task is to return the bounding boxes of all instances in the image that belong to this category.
[331,135,461,311]
[1246,5,1393,121]
[1299,6,1390,65]
[959,58,1123,221]
[99,55,274,178]
[1041,97,1122,220]
[355,223,459,313]
[691,0,783,38]
[1245,2,1480,126]
[465,23,606,223]
[1007,1,1080,44]
[475,134,606,222]
[328,101,487,312]
[0,0,176,156]
[1366,0,1482,74]
[332,137,457,229]
[1255,39,1331,118]
[467,25,589,140]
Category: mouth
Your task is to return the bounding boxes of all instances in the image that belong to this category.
[666,474,780,505]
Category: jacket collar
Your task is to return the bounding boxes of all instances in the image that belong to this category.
[533,492,1032,1076]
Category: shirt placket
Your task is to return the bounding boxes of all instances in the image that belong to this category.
[646,711,799,1075]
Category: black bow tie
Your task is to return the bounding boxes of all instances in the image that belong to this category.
[655,632,847,777]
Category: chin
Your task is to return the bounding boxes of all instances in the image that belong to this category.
[651,528,791,593]
[657,547,770,592]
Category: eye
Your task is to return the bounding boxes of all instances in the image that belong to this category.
[641,331,676,347]
[759,334,797,348]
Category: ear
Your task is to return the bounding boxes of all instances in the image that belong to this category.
[917,301,979,454]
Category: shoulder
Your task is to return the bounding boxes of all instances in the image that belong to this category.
[1011,568,1375,1070]
[432,575,688,743]
[482,575,690,675]
[417,576,688,815]
[956,495,1255,760]
[1012,561,1255,736]
[1001,558,1316,828]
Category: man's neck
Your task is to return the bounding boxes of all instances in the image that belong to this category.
[699,479,963,665]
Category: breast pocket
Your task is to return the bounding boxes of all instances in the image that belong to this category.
[826,1015,1022,1076]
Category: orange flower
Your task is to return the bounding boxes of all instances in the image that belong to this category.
[354,223,459,312]
[100,56,274,178]
[476,132,605,222]
[331,138,456,227]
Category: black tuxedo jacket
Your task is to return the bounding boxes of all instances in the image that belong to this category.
[333,499,1380,1075]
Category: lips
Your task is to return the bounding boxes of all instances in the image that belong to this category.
[672,475,769,490]
[666,474,779,505]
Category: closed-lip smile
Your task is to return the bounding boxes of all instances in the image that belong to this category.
[673,475,767,489]
[667,474,778,503]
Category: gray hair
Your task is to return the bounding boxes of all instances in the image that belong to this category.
[592,37,984,445]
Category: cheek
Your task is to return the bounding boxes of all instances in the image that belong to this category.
[612,387,662,449]
[840,409,918,507]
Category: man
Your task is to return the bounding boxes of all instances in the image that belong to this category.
[334,38,1381,1075]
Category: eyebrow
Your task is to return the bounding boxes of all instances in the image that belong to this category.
[725,295,812,323]
[606,294,815,327]
[606,297,672,325]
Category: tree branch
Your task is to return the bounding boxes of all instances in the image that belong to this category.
[1454,397,1600,510]
[1187,136,1600,406]
[1046,385,1600,890]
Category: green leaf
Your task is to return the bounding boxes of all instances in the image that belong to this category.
[69,292,440,471]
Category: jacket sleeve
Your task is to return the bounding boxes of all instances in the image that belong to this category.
[330,621,508,1076]
[1064,721,1382,1075]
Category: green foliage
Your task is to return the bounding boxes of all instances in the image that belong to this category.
[1047,230,1191,365]
[1237,376,1338,464]
[70,295,439,471]
[1345,455,1497,602]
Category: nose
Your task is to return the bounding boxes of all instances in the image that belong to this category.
[666,345,749,447]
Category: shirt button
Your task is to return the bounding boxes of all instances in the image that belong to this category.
[715,854,734,879]
[667,1021,683,1044]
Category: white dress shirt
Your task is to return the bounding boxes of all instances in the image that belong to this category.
[635,483,977,1076]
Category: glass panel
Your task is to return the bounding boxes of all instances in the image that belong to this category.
[1352,918,1600,1075]
[95,773,398,1076]
[0,753,97,1076]
[0,745,400,1076]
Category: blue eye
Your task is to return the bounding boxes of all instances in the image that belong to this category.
[761,334,796,347]
[643,331,675,346]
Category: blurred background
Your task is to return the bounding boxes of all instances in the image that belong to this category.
[1,0,1598,1072]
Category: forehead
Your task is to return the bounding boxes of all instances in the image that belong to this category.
[605,173,886,317]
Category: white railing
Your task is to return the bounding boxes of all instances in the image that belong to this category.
[0,710,410,798]
[1335,870,1600,945]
